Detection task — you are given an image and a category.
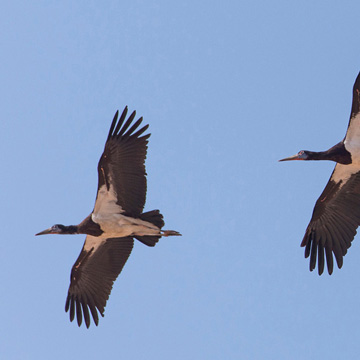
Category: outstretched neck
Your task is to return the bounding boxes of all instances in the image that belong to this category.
[307,142,352,164]
[61,225,79,234]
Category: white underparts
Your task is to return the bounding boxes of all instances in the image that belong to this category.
[92,212,161,238]
[83,235,106,253]
[331,163,360,187]
[92,184,160,238]
[93,183,123,215]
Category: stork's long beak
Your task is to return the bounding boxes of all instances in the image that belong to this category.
[35,227,53,236]
[279,154,302,162]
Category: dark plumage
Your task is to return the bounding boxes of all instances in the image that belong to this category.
[280,72,360,275]
[36,107,181,327]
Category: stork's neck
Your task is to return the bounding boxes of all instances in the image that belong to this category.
[307,142,352,164]
[61,225,79,234]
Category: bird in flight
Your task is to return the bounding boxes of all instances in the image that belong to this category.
[36,107,181,328]
[280,72,360,275]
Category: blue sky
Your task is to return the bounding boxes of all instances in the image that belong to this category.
[2,1,360,359]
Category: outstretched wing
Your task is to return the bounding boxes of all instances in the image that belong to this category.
[65,235,134,328]
[301,164,360,275]
[94,107,150,217]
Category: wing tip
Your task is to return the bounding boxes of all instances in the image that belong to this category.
[65,293,103,328]
[107,106,150,141]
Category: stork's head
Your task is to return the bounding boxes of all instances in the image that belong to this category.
[36,224,77,235]
[279,150,310,161]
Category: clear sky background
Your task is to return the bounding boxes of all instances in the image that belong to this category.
[2,1,360,359]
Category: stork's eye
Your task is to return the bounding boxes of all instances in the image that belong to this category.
[299,151,304,155]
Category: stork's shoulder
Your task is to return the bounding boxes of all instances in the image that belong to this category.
[77,214,104,237]
[330,163,360,185]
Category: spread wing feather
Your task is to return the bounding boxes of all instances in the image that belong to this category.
[96,107,150,217]
[65,236,134,328]
[301,165,360,274]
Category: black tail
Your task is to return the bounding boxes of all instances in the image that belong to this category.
[139,210,164,228]
[135,210,164,247]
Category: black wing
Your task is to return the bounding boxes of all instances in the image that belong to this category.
[65,236,134,328]
[301,164,360,275]
[96,107,150,217]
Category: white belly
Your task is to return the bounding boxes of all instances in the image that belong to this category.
[91,213,161,238]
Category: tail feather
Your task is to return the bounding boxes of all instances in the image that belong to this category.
[135,210,181,246]
[135,210,164,247]
[135,235,160,247]
[139,210,165,228]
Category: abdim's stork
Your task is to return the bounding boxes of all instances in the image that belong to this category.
[280,72,360,275]
[36,107,181,328]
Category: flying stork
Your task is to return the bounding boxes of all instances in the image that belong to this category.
[280,72,360,275]
[36,107,181,328]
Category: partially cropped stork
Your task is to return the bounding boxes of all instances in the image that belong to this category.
[36,107,181,328]
[280,72,360,275]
